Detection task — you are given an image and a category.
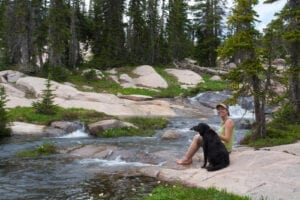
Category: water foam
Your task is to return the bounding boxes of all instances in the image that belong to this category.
[58,129,89,138]
[78,156,164,167]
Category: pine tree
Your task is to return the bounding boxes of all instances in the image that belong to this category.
[47,0,70,67]
[90,0,126,67]
[127,0,149,64]
[167,0,192,61]
[218,0,267,139]
[145,0,160,64]
[0,86,11,137]
[32,75,57,115]
[265,0,300,120]
[192,0,226,67]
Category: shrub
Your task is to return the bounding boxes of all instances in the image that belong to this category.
[16,142,57,157]
[0,86,11,137]
[32,75,58,115]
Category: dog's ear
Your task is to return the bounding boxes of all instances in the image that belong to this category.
[190,126,196,131]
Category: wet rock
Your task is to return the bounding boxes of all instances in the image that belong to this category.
[161,130,183,140]
[192,90,232,108]
[63,144,118,158]
[50,121,84,133]
[87,119,137,136]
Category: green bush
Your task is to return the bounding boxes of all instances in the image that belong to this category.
[16,142,57,157]
[0,86,11,137]
[83,69,98,82]
[95,117,169,138]
[32,75,58,115]
[40,64,71,82]
[241,104,300,148]
[8,107,110,125]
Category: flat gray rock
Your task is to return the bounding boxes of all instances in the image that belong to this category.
[139,142,300,200]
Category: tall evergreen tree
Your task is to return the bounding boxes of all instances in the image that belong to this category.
[156,0,170,64]
[265,0,300,119]
[90,0,126,67]
[47,0,70,67]
[0,0,8,66]
[32,74,57,115]
[68,0,82,68]
[0,0,47,72]
[127,0,149,64]
[218,0,267,139]
[192,0,226,67]
[0,86,11,137]
[167,0,192,61]
[89,0,105,55]
[145,0,160,64]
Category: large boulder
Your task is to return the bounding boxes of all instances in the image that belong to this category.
[165,68,204,89]
[138,142,300,200]
[133,65,168,89]
[0,70,25,83]
[87,119,137,136]
[10,122,46,135]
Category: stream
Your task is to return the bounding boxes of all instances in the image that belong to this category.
[0,95,254,200]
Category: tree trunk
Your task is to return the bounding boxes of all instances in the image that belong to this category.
[69,1,80,68]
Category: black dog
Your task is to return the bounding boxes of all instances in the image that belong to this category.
[191,123,229,171]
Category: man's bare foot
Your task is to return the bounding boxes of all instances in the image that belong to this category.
[176,158,192,165]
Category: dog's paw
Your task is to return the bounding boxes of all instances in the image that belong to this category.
[206,167,214,171]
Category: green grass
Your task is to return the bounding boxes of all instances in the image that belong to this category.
[141,185,251,200]
[97,117,169,138]
[16,142,57,158]
[9,106,169,138]
[241,104,300,148]
[8,107,111,125]
[243,123,300,148]
[68,65,227,98]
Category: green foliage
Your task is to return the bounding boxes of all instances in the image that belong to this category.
[241,105,300,148]
[125,117,169,130]
[83,69,98,83]
[97,117,168,138]
[167,0,193,60]
[8,107,109,125]
[40,65,71,82]
[142,184,251,200]
[0,86,11,137]
[69,65,227,98]
[32,75,57,115]
[100,127,144,138]
[16,142,57,158]
[192,0,226,67]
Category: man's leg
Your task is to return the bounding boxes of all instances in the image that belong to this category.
[176,134,202,165]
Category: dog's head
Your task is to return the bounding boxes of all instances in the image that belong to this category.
[190,123,210,136]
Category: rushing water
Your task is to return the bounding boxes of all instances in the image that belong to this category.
[0,102,253,199]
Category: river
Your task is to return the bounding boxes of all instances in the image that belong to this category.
[0,98,254,199]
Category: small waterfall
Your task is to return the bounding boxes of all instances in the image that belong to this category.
[58,129,89,138]
[57,123,89,138]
